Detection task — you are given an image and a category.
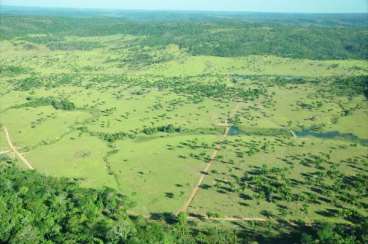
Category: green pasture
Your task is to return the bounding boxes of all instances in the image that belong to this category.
[189,135,368,223]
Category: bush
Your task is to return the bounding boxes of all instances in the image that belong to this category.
[18,96,76,110]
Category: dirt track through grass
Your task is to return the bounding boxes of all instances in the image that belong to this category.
[3,126,34,170]
[176,104,240,215]
[188,216,267,222]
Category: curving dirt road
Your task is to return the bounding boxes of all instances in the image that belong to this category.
[3,126,34,170]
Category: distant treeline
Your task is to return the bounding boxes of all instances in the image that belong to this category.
[1,15,367,59]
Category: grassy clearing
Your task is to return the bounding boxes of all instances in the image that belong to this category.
[26,133,117,189]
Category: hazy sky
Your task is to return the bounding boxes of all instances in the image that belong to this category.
[2,0,368,13]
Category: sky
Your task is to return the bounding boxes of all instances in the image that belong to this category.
[1,0,368,13]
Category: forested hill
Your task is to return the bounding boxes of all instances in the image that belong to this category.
[1,6,367,59]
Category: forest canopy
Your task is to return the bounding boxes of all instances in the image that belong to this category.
[0,13,367,60]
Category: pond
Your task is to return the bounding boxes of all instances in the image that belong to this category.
[227,126,368,145]
[228,126,240,136]
[295,129,368,145]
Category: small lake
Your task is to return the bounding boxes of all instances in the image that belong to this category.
[295,129,368,145]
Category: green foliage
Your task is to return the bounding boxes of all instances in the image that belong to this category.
[241,165,293,202]
[333,75,368,98]
[49,98,76,110]
[300,222,368,244]
[151,77,263,102]
[94,131,135,143]
[0,65,29,75]
[143,124,183,135]
[14,76,43,91]
[0,163,135,243]
[17,96,76,110]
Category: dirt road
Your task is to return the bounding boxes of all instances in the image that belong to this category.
[3,127,34,170]
[176,104,239,215]
[175,143,224,215]
[188,216,267,222]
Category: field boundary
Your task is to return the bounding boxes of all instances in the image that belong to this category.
[3,126,34,170]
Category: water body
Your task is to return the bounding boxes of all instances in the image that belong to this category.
[228,126,240,136]
[228,126,368,145]
[295,129,368,145]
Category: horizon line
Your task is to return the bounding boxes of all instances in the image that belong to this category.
[1,4,368,15]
